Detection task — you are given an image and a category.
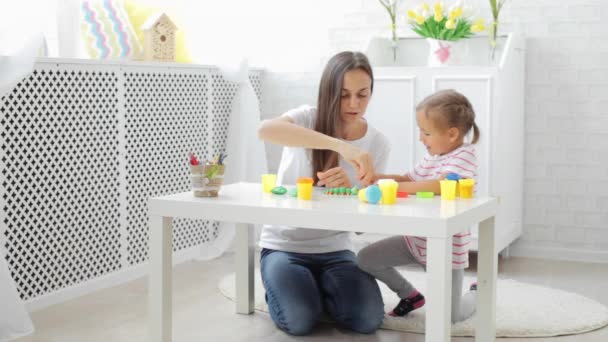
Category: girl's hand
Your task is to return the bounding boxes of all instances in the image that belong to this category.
[317,167,352,188]
[336,142,375,183]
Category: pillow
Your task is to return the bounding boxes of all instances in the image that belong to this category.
[123,0,191,63]
[80,0,143,59]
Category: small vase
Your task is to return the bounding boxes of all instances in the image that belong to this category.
[426,38,466,67]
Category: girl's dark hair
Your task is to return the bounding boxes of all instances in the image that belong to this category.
[312,51,374,184]
[416,89,480,144]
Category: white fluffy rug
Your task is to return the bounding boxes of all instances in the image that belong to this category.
[218,270,608,337]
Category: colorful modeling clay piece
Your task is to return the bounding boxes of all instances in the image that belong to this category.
[416,191,435,198]
[445,173,461,181]
[289,188,298,197]
[365,185,382,204]
[397,191,408,198]
[358,188,367,203]
[325,186,358,195]
[271,186,287,195]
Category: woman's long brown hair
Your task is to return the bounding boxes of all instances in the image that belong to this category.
[312,51,374,184]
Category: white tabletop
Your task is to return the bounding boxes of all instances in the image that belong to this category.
[148,182,498,238]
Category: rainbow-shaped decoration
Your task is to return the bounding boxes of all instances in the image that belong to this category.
[80,0,142,59]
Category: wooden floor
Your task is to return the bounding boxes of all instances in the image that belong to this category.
[14,252,608,342]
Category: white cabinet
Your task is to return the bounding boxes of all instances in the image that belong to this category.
[361,34,525,253]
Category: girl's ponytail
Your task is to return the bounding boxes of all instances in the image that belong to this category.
[471,122,480,144]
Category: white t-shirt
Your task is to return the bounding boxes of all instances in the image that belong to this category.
[259,105,391,254]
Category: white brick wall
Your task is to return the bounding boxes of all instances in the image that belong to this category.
[514,3,608,260]
[261,0,608,262]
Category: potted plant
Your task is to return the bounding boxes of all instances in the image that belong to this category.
[407,1,485,66]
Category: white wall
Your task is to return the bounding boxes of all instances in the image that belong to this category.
[262,0,608,263]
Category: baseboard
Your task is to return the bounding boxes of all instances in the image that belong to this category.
[509,242,608,264]
[25,245,203,312]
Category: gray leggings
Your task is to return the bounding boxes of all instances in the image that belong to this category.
[357,236,476,323]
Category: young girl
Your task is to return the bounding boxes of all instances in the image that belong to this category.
[357,89,480,323]
[257,51,390,335]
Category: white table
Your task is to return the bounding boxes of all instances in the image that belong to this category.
[148,182,498,342]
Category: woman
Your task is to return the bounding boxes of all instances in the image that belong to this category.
[257,51,390,335]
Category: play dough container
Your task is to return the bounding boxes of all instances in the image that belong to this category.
[262,174,277,193]
[459,178,475,198]
[296,177,314,200]
[440,180,457,200]
[378,179,398,205]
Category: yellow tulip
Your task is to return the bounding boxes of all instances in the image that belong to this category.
[445,18,456,29]
[434,2,443,12]
[433,2,444,22]
[421,3,430,12]
[407,9,417,19]
[448,7,463,20]
[471,23,486,32]
[416,14,426,25]
[471,18,485,32]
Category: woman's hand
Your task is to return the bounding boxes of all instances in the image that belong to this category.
[359,172,377,187]
[317,167,352,188]
[335,141,375,184]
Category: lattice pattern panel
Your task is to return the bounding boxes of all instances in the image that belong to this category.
[0,66,122,300]
[0,62,263,299]
[205,71,263,238]
[250,73,262,102]
[124,70,214,265]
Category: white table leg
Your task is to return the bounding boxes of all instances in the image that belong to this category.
[426,236,452,342]
[235,223,254,314]
[476,216,497,342]
[149,215,173,342]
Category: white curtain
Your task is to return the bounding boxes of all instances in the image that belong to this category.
[196,58,268,260]
[0,32,43,342]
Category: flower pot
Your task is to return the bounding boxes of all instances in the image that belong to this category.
[426,38,468,67]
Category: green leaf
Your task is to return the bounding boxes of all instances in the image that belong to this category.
[409,11,483,41]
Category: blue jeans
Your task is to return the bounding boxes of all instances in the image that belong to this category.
[260,248,384,335]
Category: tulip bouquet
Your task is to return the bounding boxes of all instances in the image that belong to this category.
[407,1,485,41]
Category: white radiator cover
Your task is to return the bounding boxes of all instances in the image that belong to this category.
[0,58,262,302]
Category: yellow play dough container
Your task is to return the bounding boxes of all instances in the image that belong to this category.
[459,179,476,198]
[440,180,457,200]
